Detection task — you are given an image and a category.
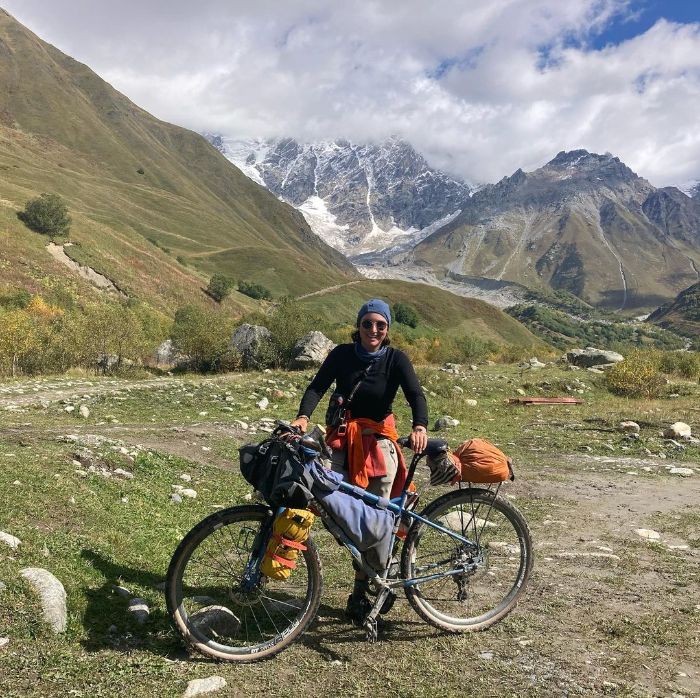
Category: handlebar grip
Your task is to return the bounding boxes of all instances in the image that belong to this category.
[397,436,411,448]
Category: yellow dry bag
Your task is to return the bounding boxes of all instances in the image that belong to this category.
[260,508,315,581]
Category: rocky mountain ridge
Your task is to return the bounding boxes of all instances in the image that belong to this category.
[213,132,700,312]
[207,135,472,255]
[411,150,700,312]
[648,281,700,338]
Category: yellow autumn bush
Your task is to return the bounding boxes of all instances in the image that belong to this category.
[605,350,667,398]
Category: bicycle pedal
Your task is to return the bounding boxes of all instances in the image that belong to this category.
[364,618,378,643]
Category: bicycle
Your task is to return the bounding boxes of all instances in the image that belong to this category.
[165,426,534,661]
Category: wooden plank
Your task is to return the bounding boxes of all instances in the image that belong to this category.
[507,397,584,405]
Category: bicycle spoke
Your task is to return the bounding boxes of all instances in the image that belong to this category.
[402,490,532,631]
[167,506,322,660]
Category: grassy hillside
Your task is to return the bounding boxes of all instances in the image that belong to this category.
[0,9,356,313]
[648,282,700,339]
[297,280,542,346]
[507,303,686,351]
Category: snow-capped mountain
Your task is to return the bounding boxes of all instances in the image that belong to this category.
[206,135,473,256]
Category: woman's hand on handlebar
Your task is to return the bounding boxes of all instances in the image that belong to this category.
[409,425,428,453]
[289,416,309,433]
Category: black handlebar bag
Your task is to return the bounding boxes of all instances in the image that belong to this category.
[239,438,314,509]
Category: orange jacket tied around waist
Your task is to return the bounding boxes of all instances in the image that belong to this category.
[326,413,413,498]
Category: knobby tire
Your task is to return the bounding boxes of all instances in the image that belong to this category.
[401,487,533,632]
[165,504,322,662]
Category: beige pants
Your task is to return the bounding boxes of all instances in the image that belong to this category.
[330,437,399,499]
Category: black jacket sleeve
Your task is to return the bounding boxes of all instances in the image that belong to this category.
[395,351,429,428]
[296,346,340,418]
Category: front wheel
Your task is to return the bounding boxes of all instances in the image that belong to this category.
[401,487,533,632]
[165,504,322,662]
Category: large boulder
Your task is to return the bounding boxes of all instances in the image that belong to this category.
[229,324,272,367]
[564,347,624,368]
[152,339,183,368]
[288,331,335,369]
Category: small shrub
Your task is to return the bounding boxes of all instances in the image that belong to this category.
[18,193,71,238]
[606,351,667,398]
[393,302,419,328]
[263,298,315,367]
[238,281,272,301]
[170,305,234,372]
[490,344,535,364]
[657,351,700,381]
[207,273,236,303]
[0,288,32,310]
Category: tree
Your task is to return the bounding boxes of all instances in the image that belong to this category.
[0,309,38,376]
[238,281,272,300]
[171,305,235,371]
[262,297,316,367]
[393,302,419,328]
[207,273,236,302]
[18,193,72,238]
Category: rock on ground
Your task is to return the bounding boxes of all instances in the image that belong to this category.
[664,422,692,439]
[434,416,460,430]
[127,597,150,624]
[669,467,694,477]
[565,347,624,368]
[0,532,21,549]
[190,605,240,636]
[20,568,68,633]
[619,421,640,434]
[288,331,335,369]
[183,676,227,697]
[152,339,185,368]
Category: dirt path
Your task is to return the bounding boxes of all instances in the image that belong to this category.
[0,375,236,407]
[295,280,364,299]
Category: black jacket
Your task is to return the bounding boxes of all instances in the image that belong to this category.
[297,344,428,428]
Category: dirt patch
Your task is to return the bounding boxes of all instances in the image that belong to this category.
[45,242,126,296]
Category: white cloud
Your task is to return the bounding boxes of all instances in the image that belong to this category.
[3,0,700,186]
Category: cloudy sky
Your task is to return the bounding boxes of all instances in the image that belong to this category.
[4,0,700,187]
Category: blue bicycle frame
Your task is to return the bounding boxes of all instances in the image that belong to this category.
[244,442,483,592]
[306,443,481,589]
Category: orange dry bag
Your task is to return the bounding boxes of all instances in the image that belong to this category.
[453,438,514,483]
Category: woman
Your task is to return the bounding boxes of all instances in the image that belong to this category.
[291,298,428,624]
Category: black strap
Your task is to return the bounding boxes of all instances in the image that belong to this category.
[337,363,373,432]
[346,363,372,406]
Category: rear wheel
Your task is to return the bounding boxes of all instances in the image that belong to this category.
[166,505,322,661]
[401,488,532,632]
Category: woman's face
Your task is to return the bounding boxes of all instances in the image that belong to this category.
[358,312,388,352]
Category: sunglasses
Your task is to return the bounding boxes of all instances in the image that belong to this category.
[361,320,388,331]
